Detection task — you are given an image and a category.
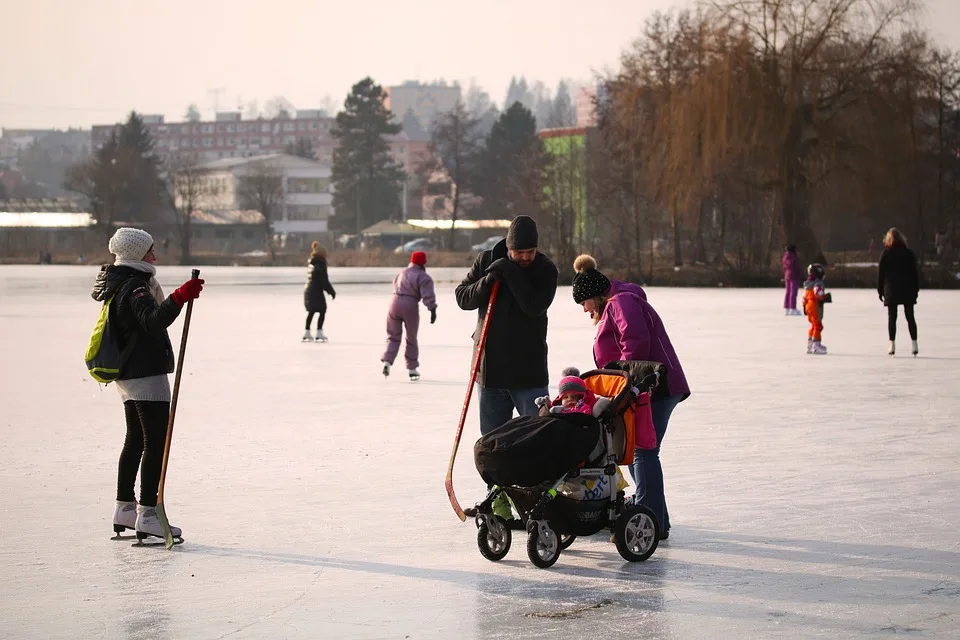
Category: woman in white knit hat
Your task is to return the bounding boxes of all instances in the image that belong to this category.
[91,227,204,541]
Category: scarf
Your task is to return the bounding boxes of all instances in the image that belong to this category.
[115,259,165,303]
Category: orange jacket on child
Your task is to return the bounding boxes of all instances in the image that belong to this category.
[803,277,827,340]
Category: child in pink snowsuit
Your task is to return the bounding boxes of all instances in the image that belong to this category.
[540,373,598,416]
[381,251,437,380]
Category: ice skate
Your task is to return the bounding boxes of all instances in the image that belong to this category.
[314,329,328,342]
[792,309,803,316]
[302,330,312,342]
[112,500,137,535]
[888,340,895,356]
[912,340,919,356]
[811,341,827,355]
[382,362,390,377]
[806,338,814,354]
[408,368,420,381]
[134,505,182,542]
[784,308,791,316]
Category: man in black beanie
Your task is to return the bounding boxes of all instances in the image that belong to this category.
[456,214,558,428]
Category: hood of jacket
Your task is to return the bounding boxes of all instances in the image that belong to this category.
[91,265,150,302]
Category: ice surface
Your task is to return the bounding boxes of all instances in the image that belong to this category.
[1,265,958,639]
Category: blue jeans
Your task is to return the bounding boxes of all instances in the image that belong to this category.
[630,394,682,533]
[478,386,548,435]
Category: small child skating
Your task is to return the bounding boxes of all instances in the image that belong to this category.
[802,263,829,354]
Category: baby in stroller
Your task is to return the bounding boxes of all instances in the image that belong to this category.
[471,361,663,568]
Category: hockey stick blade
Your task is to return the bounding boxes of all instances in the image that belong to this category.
[155,502,175,550]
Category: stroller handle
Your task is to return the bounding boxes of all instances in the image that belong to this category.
[631,371,660,396]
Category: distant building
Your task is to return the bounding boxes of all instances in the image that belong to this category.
[384,83,462,133]
[0,128,91,167]
[191,154,333,236]
[92,111,336,164]
[576,85,610,128]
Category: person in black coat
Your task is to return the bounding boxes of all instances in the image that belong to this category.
[93,227,204,540]
[878,227,920,356]
[303,242,336,342]
[455,215,559,436]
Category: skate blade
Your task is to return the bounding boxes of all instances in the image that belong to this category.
[111,533,138,541]
[132,536,184,547]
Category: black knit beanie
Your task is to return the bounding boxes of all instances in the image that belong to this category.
[506,215,538,250]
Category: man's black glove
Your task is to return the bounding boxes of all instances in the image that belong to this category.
[485,257,510,278]
[878,293,884,303]
[481,272,498,289]
[430,307,437,324]
[330,291,336,300]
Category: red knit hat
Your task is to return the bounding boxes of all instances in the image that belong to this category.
[411,251,427,266]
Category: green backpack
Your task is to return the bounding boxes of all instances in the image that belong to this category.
[85,285,136,383]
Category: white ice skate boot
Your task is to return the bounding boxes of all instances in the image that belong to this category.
[811,341,828,355]
[135,505,181,540]
[408,368,420,381]
[113,500,137,534]
[314,329,328,342]
[784,309,791,316]
[888,340,895,356]
[382,362,390,377]
[806,338,814,354]
[793,309,804,316]
[302,330,312,342]
[912,340,919,356]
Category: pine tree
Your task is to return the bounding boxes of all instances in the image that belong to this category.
[474,102,545,219]
[330,78,405,233]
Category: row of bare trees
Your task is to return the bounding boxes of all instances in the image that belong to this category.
[536,0,960,280]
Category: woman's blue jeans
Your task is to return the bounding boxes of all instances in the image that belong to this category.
[630,394,682,533]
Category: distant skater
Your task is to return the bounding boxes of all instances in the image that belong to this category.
[381,251,437,381]
[802,263,829,355]
[877,228,920,356]
[781,244,803,315]
[303,242,336,342]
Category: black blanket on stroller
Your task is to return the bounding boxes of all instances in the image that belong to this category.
[474,413,601,487]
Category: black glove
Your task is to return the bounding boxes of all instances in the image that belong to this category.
[481,272,498,289]
[485,257,510,278]
[430,308,437,324]
[330,291,336,300]
[878,293,884,303]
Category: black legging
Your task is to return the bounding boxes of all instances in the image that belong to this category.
[887,304,918,341]
[305,307,326,331]
[117,400,169,507]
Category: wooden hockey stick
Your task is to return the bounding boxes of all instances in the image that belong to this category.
[445,280,500,521]
[155,268,200,549]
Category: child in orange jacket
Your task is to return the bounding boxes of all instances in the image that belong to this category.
[802,263,829,354]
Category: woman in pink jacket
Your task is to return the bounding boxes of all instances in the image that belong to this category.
[572,255,689,540]
[381,251,437,381]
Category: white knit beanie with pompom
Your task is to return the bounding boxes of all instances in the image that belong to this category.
[109,228,154,261]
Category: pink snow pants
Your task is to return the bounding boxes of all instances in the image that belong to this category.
[381,296,421,370]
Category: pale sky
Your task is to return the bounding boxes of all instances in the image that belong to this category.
[3,0,959,130]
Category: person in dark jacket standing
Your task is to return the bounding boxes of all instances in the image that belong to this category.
[878,227,920,356]
[303,241,336,342]
[93,228,204,540]
[455,215,559,435]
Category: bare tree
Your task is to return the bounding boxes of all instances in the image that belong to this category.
[237,161,284,260]
[163,153,220,264]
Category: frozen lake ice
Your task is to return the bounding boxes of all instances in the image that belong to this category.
[1,265,958,639]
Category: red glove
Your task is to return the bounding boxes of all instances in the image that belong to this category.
[171,278,204,306]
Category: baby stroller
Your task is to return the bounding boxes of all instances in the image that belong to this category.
[470,361,664,569]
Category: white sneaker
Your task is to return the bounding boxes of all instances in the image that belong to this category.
[113,500,137,533]
[302,330,312,342]
[408,368,420,381]
[812,341,827,355]
[314,329,327,342]
[912,340,919,356]
[135,505,182,539]
[382,362,390,377]
[888,340,896,356]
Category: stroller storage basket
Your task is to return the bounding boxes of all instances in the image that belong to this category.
[544,495,613,536]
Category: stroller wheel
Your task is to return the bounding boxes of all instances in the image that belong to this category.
[526,521,561,568]
[614,504,659,562]
[477,515,511,562]
[559,534,577,550]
